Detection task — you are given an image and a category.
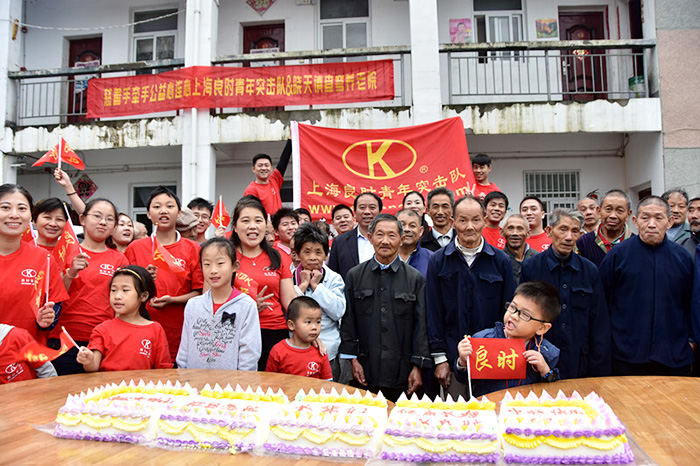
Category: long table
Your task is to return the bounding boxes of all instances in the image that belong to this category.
[0,369,375,465]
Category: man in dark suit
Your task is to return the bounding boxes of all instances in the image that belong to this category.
[328,192,383,280]
[420,188,455,252]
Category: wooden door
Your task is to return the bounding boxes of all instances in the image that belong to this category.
[242,24,284,112]
[68,37,102,122]
[559,12,607,101]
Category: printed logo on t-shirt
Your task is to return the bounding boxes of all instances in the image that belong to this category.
[174,258,186,268]
[541,244,550,252]
[497,237,506,248]
[99,263,115,276]
[20,268,37,286]
[139,339,152,358]
[5,362,24,382]
[307,361,320,377]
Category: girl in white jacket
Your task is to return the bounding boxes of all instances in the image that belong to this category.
[177,238,261,370]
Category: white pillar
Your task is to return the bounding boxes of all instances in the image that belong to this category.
[181,0,218,203]
[0,0,21,183]
[409,0,442,124]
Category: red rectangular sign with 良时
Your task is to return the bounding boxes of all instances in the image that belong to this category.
[468,338,527,380]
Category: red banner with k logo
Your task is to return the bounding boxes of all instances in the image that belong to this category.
[291,117,474,220]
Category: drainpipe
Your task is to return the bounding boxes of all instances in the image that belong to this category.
[190,0,201,199]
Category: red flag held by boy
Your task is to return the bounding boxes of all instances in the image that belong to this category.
[32,137,85,170]
[152,235,187,277]
[212,196,230,229]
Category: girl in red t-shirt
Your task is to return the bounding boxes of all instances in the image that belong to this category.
[49,198,129,375]
[32,197,69,254]
[231,196,295,370]
[0,184,69,344]
[77,265,172,371]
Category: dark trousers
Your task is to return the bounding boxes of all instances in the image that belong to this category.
[349,381,406,403]
[48,338,88,376]
[612,358,691,377]
[258,328,289,371]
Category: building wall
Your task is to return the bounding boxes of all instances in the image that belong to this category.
[655,0,700,194]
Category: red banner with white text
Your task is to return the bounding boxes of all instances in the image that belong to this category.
[87,61,394,118]
[292,117,474,220]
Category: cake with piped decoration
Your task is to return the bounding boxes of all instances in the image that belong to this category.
[499,390,634,464]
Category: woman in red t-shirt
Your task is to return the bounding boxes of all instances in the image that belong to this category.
[231,196,295,370]
[49,198,129,375]
[32,197,69,254]
[0,184,69,344]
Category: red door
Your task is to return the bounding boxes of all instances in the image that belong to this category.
[242,24,284,112]
[68,37,102,122]
[559,12,607,101]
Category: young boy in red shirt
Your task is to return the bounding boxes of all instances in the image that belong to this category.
[471,153,501,201]
[0,324,57,384]
[265,296,332,380]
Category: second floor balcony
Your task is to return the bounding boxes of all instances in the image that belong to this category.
[9,39,658,136]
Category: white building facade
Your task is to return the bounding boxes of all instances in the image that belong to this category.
[0,0,695,227]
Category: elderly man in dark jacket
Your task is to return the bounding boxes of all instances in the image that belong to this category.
[340,214,432,402]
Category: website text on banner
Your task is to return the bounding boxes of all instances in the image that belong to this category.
[291,117,474,220]
[87,61,394,118]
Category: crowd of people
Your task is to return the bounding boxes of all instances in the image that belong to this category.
[0,147,698,403]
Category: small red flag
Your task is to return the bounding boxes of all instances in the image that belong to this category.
[32,137,85,170]
[152,235,187,277]
[52,221,81,272]
[29,261,48,318]
[21,225,36,245]
[468,338,527,380]
[212,196,231,229]
[14,330,74,364]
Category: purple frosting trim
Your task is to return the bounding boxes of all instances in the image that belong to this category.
[157,437,254,452]
[503,443,635,464]
[384,429,497,441]
[54,425,145,444]
[504,427,626,437]
[269,420,372,435]
[378,451,499,463]
[159,415,256,430]
[263,442,373,458]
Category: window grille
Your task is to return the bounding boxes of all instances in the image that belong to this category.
[524,171,580,212]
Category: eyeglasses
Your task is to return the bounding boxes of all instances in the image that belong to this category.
[193,213,210,221]
[87,213,116,225]
[505,302,548,323]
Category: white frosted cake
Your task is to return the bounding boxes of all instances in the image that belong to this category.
[263,388,388,459]
[54,380,287,454]
[380,393,500,463]
[499,390,634,464]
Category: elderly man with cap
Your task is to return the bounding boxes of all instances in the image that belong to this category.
[176,208,199,241]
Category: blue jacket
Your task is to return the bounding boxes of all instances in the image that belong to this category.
[453,322,560,397]
[407,242,434,277]
[426,239,515,365]
[599,235,696,368]
[521,248,611,379]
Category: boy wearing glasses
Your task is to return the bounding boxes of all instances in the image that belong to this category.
[454,281,561,397]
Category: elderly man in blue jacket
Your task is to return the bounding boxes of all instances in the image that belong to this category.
[521,208,611,379]
[426,196,515,399]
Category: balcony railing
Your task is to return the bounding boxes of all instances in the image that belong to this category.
[442,39,656,104]
[8,41,655,126]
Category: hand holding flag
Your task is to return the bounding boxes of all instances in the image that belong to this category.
[32,137,84,170]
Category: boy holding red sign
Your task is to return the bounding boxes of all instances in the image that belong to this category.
[455,281,561,397]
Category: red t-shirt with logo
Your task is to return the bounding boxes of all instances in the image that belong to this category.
[527,231,552,252]
[234,250,292,330]
[0,242,70,344]
[125,236,204,361]
[88,318,172,371]
[243,169,284,217]
[50,248,128,342]
[0,326,45,384]
[482,226,506,250]
[473,182,501,199]
[265,339,332,379]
